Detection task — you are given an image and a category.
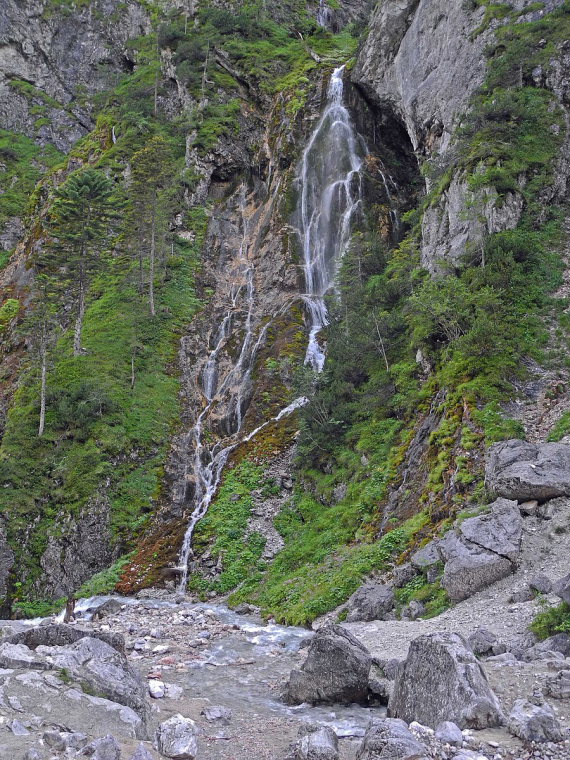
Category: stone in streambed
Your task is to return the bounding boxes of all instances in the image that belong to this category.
[283,623,371,705]
[286,724,339,760]
[155,714,198,759]
[356,718,429,760]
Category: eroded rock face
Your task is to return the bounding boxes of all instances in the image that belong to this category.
[0,0,150,152]
[283,623,372,705]
[388,632,504,729]
[355,718,429,760]
[346,583,395,623]
[486,439,570,501]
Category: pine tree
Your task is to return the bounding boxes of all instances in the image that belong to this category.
[46,169,118,355]
[129,136,174,315]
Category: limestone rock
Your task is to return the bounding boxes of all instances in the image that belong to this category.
[155,714,198,760]
[36,635,149,720]
[545,669,570,699]
[346,583,395,622]
[507,699,563,743]
[288,724,339,760]
[553,572,570,604]
[392,563,417,588]
[523,633,570,661]
[439,531,513,603]
[434,721,463,747]
[79,735,121,759]
[486,439,570,501]
[44,729,87,751]
[10,624,125,655]
[388,632,504,729]
[283,623,371,705]
[458,499,522,562]
[129,744,158,760]
[356,718,429,760]
[0,642,50,670]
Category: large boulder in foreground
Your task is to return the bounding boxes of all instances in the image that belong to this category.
[286,724,339,760]
[346,583,395,623]
[388,632,504,729]
[36,636,149,721]
[486,439,570,501]
[283,623,371,705]
[356,718,429,760]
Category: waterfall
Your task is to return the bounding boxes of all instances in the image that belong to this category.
[175,185,302,591]
[296,65,365,372]
[175,68,365,590]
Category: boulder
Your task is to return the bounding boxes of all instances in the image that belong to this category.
[0,642,50,670]
[129,745,158,760]
[439,531,513,602]
[346,584,395,622]
[523,633,570,661]
[80,735,121,759]
[155,714,198,760]
[458,499,522,562]
[44,730,87,751]
[545,669,570,699]
[287,724,339,760]
[356,718,429,760]
[507,699,563,743]
[392,563,417,588]
[553,572,570,604]
[486,439,570,501]
[529,574,552,595]
[434,721,463,747]
[410,542,440,572]
[10,624,125,655]
[388,632,504,729]
[36,635,149,720]
[467,628,499,657]
[283,623,371,705]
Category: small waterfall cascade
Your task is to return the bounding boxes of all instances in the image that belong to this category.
[295,65,365,372]
[175,185,306,590]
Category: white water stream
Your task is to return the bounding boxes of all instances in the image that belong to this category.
[296,65,365,371]
[175,67,365,589]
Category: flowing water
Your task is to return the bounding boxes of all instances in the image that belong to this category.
[295,65,365,371]
[175,68,365,588]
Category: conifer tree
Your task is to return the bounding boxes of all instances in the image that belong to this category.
[129,136,174,315]
[47,169,118,355]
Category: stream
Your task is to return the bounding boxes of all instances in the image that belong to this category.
[45,594,385,744]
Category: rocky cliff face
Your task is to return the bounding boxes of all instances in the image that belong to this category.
[0,0,149,152]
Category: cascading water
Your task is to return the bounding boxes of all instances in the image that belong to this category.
[175,185,306,590]
[175,68,365,590]
[295,65,365,372]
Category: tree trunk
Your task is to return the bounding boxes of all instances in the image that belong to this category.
[74,276,86,356]
[38,345,47,437]
[149,207,156,316]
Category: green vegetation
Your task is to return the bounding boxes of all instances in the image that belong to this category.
[0,129,64,228]
[530,601,570,639]
[75,554,135,598]
[189,460,268,595]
